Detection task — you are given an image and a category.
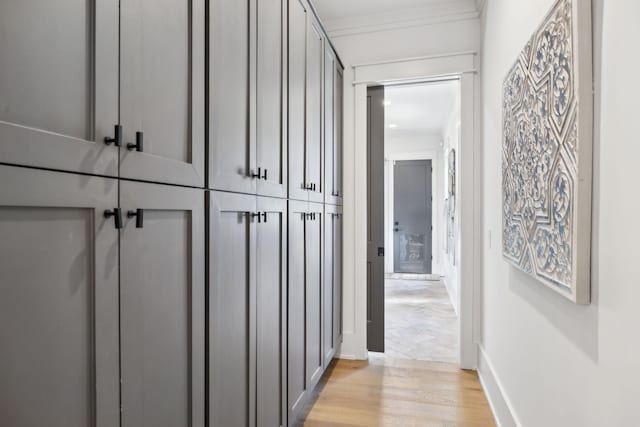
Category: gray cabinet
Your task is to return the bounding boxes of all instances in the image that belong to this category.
[306,19,325,204]
[209,191,287,427]
[0,0,119,177]
[325,49,344,206]
[323,204,343,367]
[0,165,120,427]
[288,0,309,201]
[119,181,205,427]
[210,0,286,197]
[120,0,205,187]
[287,200,323,425]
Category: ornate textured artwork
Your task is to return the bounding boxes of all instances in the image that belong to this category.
[502,0,592,303]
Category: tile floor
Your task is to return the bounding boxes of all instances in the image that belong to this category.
[381,278,458,363]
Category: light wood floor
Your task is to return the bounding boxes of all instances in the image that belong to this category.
[299,355,496,427]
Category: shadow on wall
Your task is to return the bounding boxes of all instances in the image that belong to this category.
[505,0,604,364]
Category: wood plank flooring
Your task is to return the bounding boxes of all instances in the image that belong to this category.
[299,355,496,427]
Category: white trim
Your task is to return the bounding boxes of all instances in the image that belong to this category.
[340,53,481,370]
[477,345,521,427]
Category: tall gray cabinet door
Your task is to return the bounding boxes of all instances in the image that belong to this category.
[306,19,324,204]
[323,47,336,206]
[288,0,309,202]
[287,200,308,424]
[120,182,205,427]
[322,204,337,367]
[256,196,287,427]
[306,202,323,388]
[0,0,118,176]
[0,166,119,427]
[333,206,344,347]
[209,191,257,427]
[256,0,288,199]
[334,66,344,205]
[120,0,205,187]
[209,0,256,194]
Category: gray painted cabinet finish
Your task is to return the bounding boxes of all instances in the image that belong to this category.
[120,0,205,187]
[209,191,287,427]
[323,47,344,207]
[288,0,309,202]
[306,202,324,388]
[335,66,344,206]
[209,0,255,194]
[323,204,343,367]
[209,191,257,427]
[120,181,205,427]
[0,0,119,177]
[306,20,324,204]
[0,165,120,427]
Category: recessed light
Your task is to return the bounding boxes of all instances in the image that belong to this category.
[389,124,398,128]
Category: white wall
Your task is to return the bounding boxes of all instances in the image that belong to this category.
[441,96,461,313]
[333,18,480,359]
[479,0,640,425]
[383,132,444,275]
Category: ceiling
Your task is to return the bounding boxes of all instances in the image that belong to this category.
[384,80,459,139]
[312,0,457,22]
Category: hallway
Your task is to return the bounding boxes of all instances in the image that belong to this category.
[300,355,496,426]
[384,279,458,363]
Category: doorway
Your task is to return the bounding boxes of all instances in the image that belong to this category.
[366,80,461,363]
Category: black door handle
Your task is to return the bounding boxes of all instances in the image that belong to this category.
[104,125,122,147]
[127,209,144,228]
[251,212,262,223]
[262,212,268,223]
[104,208,123,229]
[127,131,144,152]
[305,183,313,190]
[261,169,268,180]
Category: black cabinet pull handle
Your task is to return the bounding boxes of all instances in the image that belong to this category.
[127,131,144,152]
[104,208,122,229]
[251,168,262,179]
[305,183,313,191]
[262,212,268,223]
[251,212,262,223]
[104,125,122,147]
[127,209,144,228]
[261,169,268,180]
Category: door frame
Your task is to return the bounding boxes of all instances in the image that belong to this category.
[342,52,480,369]
[385,152,443,276]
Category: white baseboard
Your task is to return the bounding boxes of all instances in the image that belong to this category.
[477,345,521,427]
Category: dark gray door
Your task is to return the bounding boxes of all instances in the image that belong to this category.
[287,200,308,423]
[366,86,385,353]
[209,191,256,427]
[323,204,343,367]
[120,181,205,427]
[0,165,120,427]
[209,0,255,194]
[256,0,288,199]
[0,0,119,176]
[120,0,205,187]
[306,19,324,204]
[255,196,287,427]
[393,160,433,274]
[306,202,323,388]
[288,0,308,201]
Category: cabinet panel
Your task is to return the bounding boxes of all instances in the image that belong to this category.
[333,206,344,347]
[209,191,257,427]
[256,196,287,427]
[306,20,324,203]
[335,66,344,205]
[209,0,255,194]
[120,182,205,427]
[324,204,343,368]
[287,200,307,423]
[288,0,308,201]
[323,47,336,205]
[0,166,119,427]
[0,0,118,176]
[257,0,287,198]
[306,202,323,387]
[120,0,205,187]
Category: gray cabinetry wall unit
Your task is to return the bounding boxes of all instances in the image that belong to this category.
[0,0,342,426]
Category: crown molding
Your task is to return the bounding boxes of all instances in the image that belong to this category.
[320,0,481,38]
